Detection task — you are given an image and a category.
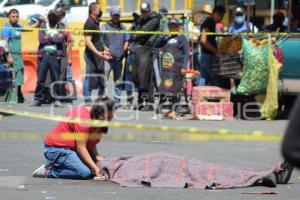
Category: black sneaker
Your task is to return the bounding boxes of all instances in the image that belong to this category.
[255,173,277,187]
[31,101,42,107]
[18,96,25,103]
[275,161,294,184]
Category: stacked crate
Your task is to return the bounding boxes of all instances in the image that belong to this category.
[191,86,233,120]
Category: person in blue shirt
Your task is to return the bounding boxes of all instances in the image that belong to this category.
[228,7,258,33]
[101,7,130,107]
[1,9,24,103]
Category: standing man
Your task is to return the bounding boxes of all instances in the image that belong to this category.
[1,9,24,103]
[228,7,258,33]
[122,11,140,109]
[131,2,161,111]
[158,7,169,32]
[83,2,111,105]
[264,11,287,32]
[32,97,115,180]
[56,8,74,101]
[101,7,130,107]
[31,10,65,107]
[199,6,229,88]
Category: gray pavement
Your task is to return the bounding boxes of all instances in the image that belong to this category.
[0,94,299,200]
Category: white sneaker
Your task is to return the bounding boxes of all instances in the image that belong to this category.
[53,100,64,108]
[32,164,48,178]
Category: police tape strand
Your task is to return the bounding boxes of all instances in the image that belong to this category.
[0,131,281,142]
[0,26,298,36]
[0,108,282,141]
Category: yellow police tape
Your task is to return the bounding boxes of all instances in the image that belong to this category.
[0,108,282,142]
[0,26,297,36]
[0,131,281,142]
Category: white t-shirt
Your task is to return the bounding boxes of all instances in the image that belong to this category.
[0,40,8,52]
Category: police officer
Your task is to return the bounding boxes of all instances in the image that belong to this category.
[31,10,65,107]
[131,2,161,111]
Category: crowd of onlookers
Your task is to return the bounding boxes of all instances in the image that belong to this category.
[1,1,300,113]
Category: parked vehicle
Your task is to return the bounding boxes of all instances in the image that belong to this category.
[279,36,300,94]
[0,0,36,17]
[1,0,63,19]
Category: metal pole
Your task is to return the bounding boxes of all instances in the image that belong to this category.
[288,0,293,33]
[246,0,251,32]
[271,0,275,24]
[252,0,256,32]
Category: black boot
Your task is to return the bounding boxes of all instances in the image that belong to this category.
[17,86,24,103]
[275,161,294,184]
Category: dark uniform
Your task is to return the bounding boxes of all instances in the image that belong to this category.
[131,12,160,108]
[122,16,140,107]
[44,22,73,102]
[33,22,65,106]
[83,16,105,104]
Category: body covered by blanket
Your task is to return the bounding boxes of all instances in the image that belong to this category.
[98,152,278,189]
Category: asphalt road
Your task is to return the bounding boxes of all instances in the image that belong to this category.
[0,94,299,200]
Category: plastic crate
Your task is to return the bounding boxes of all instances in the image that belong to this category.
[213,55,242,79]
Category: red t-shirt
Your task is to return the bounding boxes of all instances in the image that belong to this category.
[44,106,106,151]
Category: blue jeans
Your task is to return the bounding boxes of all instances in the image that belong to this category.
[200,53,230,89]
[107,58,123,104]
[83,53,105,104]
[44,146,92,179]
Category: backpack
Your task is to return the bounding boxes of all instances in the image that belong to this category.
[0,64,14,90]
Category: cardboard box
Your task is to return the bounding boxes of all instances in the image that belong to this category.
[191,102,234,120]
[192,86,231,104]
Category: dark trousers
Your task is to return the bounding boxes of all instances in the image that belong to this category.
[83,53,105,103]
[200,52,230,89]
[132,45,155,104]
[123,54,134,103]
[157,94,180,113]
[57,56,68,97]
[34,54,60,102]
